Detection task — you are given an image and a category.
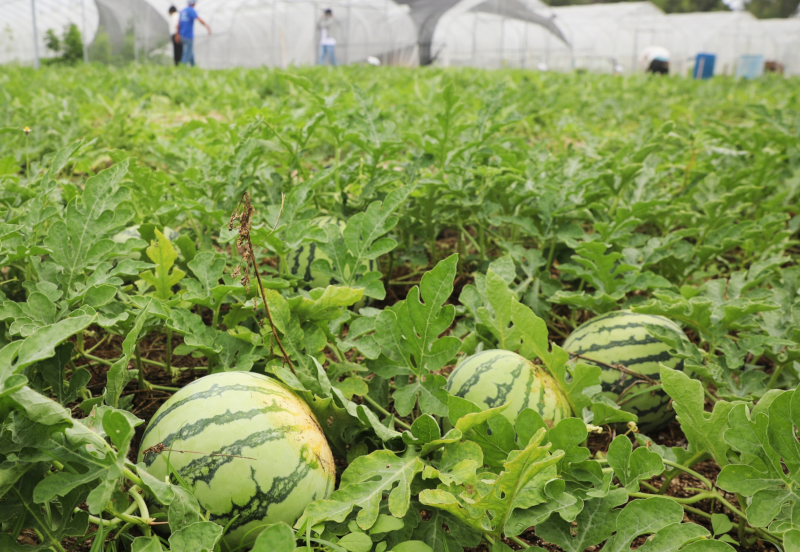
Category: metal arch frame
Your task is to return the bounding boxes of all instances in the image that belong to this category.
[0,0,100,66]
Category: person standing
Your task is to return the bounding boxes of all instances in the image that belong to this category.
[177,0,211,67]
[317,9,339,66]
[169,6,182,66]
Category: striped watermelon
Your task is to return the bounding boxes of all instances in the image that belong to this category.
[446,349,571,426]
[562,310,687,432]
[138,372,335,547]
[289,216,376,290]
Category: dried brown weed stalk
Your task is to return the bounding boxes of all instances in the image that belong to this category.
[230,192,294,373]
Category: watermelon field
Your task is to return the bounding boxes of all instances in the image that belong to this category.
[0,64,799,552]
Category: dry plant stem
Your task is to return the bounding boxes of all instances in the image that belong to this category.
[568,351,659,386]
[230,192,294,373]
[249,240,294,374]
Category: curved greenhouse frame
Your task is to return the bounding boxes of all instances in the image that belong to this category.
[430,0,570,69]
[98,0,418,68]
[0,0,99,65]
[758,18,800,76]
[550,2,687,74]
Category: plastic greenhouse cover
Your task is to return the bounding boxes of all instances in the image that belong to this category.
[666,11,777,76]
[550,2,688,74]
[94,0,169,51]
[759,18,800,76]
[0,0,99,64]
[431,0,571,70]
[110,0,418,68]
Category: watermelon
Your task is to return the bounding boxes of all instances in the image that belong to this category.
[446,349,571,426]
[138,372,334,547]
[289,216,375,290]
[562,310,687,432]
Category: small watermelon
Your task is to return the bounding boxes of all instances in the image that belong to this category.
[289,216,376,290]
[138,372,334,547]
[562,310,687,432]
[446,349,571,426]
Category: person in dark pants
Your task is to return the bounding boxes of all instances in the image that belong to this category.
[639,46,670,75]
[169,6,182,66]
[649,59,669,74]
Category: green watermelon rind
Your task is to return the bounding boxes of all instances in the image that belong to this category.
[562,310,687,431]
[137,372,334,547]
[445,349,571,425]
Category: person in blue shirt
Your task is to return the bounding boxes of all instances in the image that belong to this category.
[175,0,211,67]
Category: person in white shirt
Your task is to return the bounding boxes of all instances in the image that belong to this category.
[317,9,339,66]
[639,46,670,75]
[169,6,181,66]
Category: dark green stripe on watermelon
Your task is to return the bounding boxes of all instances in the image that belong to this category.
[142,406,290,465]
[211,459,314,532]
[446,350,504,395]
[171,428,291,486]
[141,383,286,444]
[563,310,688,432]
[568,336,666,354]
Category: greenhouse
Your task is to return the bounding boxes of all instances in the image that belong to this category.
[426,0,570,70]
[93,0,168,61]
[106,0,420,68]
[759,18,800,76]
[666,11,777,76]
[0,0,99,65]
[549,2,687,74]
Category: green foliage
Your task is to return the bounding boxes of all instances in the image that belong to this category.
[0,65,798,551]
[44,24,84,66]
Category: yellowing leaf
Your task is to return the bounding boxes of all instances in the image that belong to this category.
[139,229,185,301]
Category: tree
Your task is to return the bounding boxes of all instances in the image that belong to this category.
[43,23,83,65]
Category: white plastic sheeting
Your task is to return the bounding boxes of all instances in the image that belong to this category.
[106,0,418,68]
[666,11,777,75]
[759,18,800,76]
[431,0,570,69]
[550,2,687,74]
[94,0,168,56]
[0,0,99,65]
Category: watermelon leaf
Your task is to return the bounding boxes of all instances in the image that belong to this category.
[601,497,684,552]
[605,435,664,492]
[45,160,133,294]
[477,269,523,350]
[535,488,628,552]
[411,507,482,552]
[635,522,711,552]
[139,229,186,301]
[272,357,401,455]
[168,520,224,552]
[252,522,296,552]
[296,449,424,531]
[504,479,583,536]
[660,365,735,468]
[717,390,800,528]
[375,254,461,417]
[510,300,601,417]
[105,301,150,408]
[313,187,413,300]
[419,427,563,538]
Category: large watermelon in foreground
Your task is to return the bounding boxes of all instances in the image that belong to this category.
[446,349,571,426]
[138,372,334,547]
[562,310,687,432]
